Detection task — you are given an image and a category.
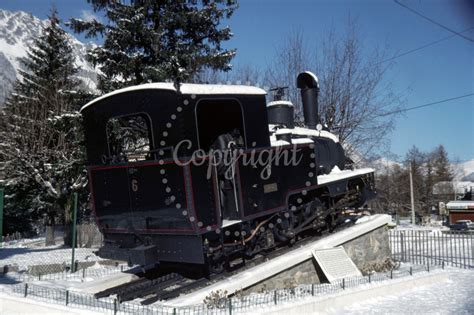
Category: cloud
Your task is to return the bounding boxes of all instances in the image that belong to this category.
[81,10,99,22]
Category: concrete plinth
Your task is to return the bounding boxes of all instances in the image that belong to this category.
[167,214,392,306]
[244,224,391,293]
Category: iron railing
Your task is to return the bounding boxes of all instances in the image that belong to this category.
[389,229,474,269]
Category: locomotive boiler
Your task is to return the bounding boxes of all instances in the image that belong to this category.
[81,71,376,273]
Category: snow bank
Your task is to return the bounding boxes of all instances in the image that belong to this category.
[250,269,461,315]
[0,245,104,271]
[0,292,104,315]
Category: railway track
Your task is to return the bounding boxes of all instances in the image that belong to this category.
[95,221,354,305]
[94,272,183,302]
[141,277,210,305]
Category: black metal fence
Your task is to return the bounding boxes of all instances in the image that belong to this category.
[2,264,440,315]
[3,228,471,314]
[389,229,474,269]
[2,264,126,282]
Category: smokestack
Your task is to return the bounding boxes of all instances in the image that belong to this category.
[297,71,319,129]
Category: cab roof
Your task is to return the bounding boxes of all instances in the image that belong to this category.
[80,83,267,112]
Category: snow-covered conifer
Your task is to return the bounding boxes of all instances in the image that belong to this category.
[69,0,238,92]
[0,8,87,241]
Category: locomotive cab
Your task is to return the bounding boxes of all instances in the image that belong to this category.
[81,73,376,268]
[82,84,271,264]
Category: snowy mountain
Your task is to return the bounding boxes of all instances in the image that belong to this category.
[0,9,97,105]
[367,157,402,173]
[453,159,474,181]
[368,156,474,182]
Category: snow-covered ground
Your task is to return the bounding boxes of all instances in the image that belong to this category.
[1,225,472,314]
[0,234,106,271]
[246,268,474,315]
[330,269,474,315]
[0,292,104,315]
[0,245,104,271]
[0,234,125,286]
[4,265,472,315]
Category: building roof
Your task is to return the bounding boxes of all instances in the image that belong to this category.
[446,201,474,210]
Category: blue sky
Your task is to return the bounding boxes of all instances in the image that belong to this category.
[1,0,473,161]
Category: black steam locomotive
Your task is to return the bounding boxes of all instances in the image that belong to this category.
[81,72,375,272]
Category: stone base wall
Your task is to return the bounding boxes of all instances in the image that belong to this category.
[243,225,391,294]
[244,259,322,293]
[342,226,392,274]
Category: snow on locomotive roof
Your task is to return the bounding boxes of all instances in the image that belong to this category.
[301,71,319,86]
[269,136,314,147]
[80,83,267,112]
[267,100,294,107]
[318,167,374,185]
[275,126,340,143]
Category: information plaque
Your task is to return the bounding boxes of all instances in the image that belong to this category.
[312,246,362,282]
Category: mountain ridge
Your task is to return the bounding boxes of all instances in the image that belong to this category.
[368,157,474,182]
[0,9,97,105]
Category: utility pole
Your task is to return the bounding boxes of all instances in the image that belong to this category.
[409,162,416,225]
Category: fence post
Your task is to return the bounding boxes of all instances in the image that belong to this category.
[311,284,314,296]
[462,231,467,269]
[173,307,177,315]
[390,269,393,279]
[114,298,118,315]
[427,262,430,272]
[71,192,78,273]
[24,283,28,297]
[438,231,442,266]
[409,266,412,276]
[342,278,345,290]
[228,298,232,315]
[450,232,453,267]
[274,290,277,305]
[442,260,445,269]
[368,273,371,283]
[400,232,405,262]
[83,267,86,278]
[66,290,69,305]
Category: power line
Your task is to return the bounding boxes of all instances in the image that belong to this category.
[378,27,474,64]
[381,93,474,117]
[394,0,474,43]
[331,93,474,129]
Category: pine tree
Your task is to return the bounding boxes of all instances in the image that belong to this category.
[69,0,238,93]
[391,163,409,216]
[432,145,453,182]
[4,8,80,152]
[8,9,78,111]
[430,145,454,210]
[405,146,427,216]
[0,8,87,241]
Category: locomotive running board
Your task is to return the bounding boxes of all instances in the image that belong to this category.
[165,214,391,306]
[316,167,374,186]
[222,219,242,228]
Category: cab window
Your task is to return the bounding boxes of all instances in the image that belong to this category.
[106,114,153,163]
